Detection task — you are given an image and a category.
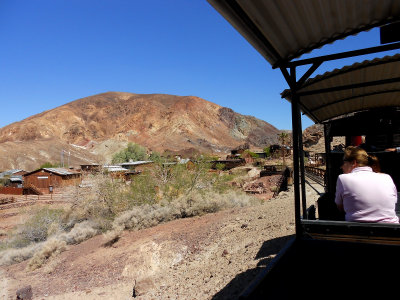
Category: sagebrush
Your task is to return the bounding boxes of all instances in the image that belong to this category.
[0,159,259,268]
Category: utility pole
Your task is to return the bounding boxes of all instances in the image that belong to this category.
[60,150,64,167]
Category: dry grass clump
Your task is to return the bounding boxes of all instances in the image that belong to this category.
[58,221,99,245]
[111,190,258,232]
[0,220,99,267]
[0,242,42,266]
[27,238,66,271]
[10,207,66,248]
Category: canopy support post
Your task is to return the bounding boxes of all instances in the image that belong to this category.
[282,66,303,238]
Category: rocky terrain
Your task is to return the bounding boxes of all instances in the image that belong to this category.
[0,92,280,170]
[303,124,344,153]
[0,182,322,300]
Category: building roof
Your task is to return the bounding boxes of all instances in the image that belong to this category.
[0,169,25,178]
[103,165,128,172]
[119,161,153,166]
[24,168,81,177]
[10,176,23,182]
[208,0,400,68]
[281,54,400,123]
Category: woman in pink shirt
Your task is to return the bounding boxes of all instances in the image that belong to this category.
[335,146,399,223]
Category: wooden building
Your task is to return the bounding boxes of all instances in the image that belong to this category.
[80,164,101,173]
[23,168,82,194]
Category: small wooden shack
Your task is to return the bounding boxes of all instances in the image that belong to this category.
[23,168,82,194]
[80,164,101,174]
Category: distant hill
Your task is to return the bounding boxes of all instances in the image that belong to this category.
[0,92,280,170]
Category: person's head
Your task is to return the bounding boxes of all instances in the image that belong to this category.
[341,146,379,173]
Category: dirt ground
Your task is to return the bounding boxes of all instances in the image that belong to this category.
[0,178,323,300]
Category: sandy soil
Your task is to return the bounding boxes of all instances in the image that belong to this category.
[1,181,323,300]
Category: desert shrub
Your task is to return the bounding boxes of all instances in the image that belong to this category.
[215,163,226,171]
[58,221,99,244]
[241,150,258,158]
[0,154,261,268]
[128,171,158,206]
[0,242,42,266]
[0,177,10,187]
[211,173,236,193]
[112,190,258,232]
[263,146,271,158]
[27,238,66,271]
[148,151,162,162]
[10,207,65,248]
[0,221,99,267]
[112,142,148,164]
[67,175,132,230]
[39,162,60,169]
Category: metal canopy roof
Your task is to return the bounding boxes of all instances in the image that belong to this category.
[208,0,400,68]
[281,54,400,123]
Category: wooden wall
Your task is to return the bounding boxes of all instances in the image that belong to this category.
[24,170,81,193]
[0,187,23,195]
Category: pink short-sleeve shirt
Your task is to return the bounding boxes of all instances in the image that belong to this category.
[335,166,399,223]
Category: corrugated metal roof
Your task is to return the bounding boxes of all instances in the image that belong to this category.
[120,161,153,166]
[208,0,400,67]
[0,169,24,178]
[10,176,23,182]
[43,168,80,176]
[103,165,128,172]
[281,54,400,123]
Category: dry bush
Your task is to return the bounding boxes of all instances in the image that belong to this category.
[12,207,65,248]
[0,242,42,266]
[58,221,99,244]
[0,221,98,267]
[112,190,258,231]
[27,238,66,271]
[0,163,259,267]
[67,174,132,231]
[102,226,123,247]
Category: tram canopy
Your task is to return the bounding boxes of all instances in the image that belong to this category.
[208,0,400,68]
[281,54,400,123]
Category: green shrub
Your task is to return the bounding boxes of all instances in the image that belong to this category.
[215,163,226,171]
[39,162,60,169]
[241,150,258,158]
[112,142,148,164]
[128,171,157,206]
[263,146,271,158]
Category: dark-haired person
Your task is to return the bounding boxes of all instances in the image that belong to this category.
[335,146,399,223]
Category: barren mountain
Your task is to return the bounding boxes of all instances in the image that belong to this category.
[0,92,279,170]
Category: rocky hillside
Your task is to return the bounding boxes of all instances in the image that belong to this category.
[303,124,345,153]
[0,92,280,170]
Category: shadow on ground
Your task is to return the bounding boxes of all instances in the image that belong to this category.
[212,234,294,300]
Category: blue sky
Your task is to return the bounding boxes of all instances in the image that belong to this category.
[0,1,397,130]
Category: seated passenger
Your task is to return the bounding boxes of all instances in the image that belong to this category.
[335,146,399,223]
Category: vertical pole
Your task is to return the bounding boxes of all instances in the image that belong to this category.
[289,67,302,237]
[291,94,302,238]
[297,110,308,219]
[324,124,332,192]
